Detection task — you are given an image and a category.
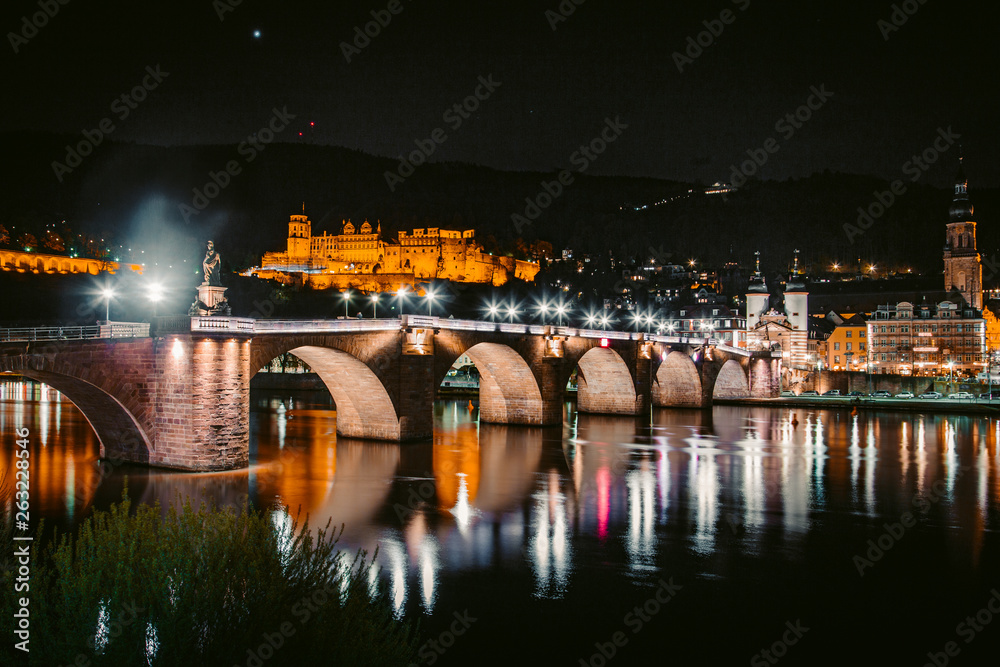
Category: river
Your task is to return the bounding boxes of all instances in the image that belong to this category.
[2,380,999,664]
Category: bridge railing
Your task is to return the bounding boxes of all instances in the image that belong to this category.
[0,321,149,342]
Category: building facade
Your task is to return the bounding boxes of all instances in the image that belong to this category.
[253,213,539,290]
[826,314,867,371]
[867,300,985,376]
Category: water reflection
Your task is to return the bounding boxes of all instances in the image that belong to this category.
[4,381,1000,631]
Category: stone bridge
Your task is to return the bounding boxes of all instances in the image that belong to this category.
[0,316,780,471]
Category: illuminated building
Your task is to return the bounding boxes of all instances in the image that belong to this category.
[252,212,539,290]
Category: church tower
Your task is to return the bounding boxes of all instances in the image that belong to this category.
[943,157,982,309]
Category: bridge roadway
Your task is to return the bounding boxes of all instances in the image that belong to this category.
[0,316,781,471]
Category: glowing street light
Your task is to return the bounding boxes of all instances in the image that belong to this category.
[486,301,500,322]
[425,288,437,315]
[505,302,518,323]
[688,259,696,268]
[600,314,611,330]
[584,310,598,329]
[370,292,380,319]
[148,282,163,318]
[832,263,840,271]
[101,287,115,321]
[396,285,409,315]
[342,289,351,317]
[554,301,568,326]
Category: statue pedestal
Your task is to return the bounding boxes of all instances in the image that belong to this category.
[192,284,230,316]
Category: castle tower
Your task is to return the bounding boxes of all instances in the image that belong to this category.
[745,251,769,330]
[287,214,311,259]
[943,157,982,309]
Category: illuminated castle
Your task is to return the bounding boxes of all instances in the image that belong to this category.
[252,213,539,290]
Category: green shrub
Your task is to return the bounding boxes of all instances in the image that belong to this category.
[1,489,417,666]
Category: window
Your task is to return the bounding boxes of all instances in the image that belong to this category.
[834,342,840,350]
[846,331,852,338]
[834,355,840,364]
[860,330,866,338]
[846,342,852,351]
[880,326,887,333]
[860,343,866,351]
[889,326,896,333]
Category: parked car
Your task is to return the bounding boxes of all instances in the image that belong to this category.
[948,392,975,399]
[918,392,943,399]
[780,390,796,397]
[800,390,819,396]
[872,390,891,398]
[822,390,841,396]
[847,391,865,397]
[894,391,915,399]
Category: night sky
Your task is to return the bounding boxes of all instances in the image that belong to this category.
[3,0,999,187]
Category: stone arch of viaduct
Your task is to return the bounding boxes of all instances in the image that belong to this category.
[0,324,779,471]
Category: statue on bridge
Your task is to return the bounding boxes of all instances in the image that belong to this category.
[202,240,222,286]
[189,240,231,316]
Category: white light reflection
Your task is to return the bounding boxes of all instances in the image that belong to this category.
[418,536,440,614]
[691,451,719,554]
[528,471,571,597]
[380,538,408,618]
[625,460,656,574]
[944,420,958,494]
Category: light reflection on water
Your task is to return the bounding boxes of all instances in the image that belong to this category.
[4,382,1000,662]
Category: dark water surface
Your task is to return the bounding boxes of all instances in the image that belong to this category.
[3,381,999,665]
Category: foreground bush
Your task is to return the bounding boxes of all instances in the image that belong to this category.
[1,492,417,666]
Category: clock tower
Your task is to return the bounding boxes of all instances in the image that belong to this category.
[943,157,982,309]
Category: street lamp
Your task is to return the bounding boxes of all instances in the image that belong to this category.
[101,287,115,321]
[370,293,380,319]
[148,282,163,318]
[425,288,437,315]
[600,314,611,330]
[396,286,409,315]
[342,290,351,317]
[505,301,518,323]
[555,301,567,327]
[486,301,500,322]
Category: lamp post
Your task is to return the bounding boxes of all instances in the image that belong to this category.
[371,293,379,319]
[425,289,436,316]
[396,286,408,316]
[101,287,115,322]
[342,290,351,317]
[148,283,163,318]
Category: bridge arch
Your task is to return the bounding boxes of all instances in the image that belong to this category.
[575,347,637,414]
[461,342,544,424]
[14,369,152,464]
[265,345,403,440]
[713,359,750,398]
[655,351,704,408]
